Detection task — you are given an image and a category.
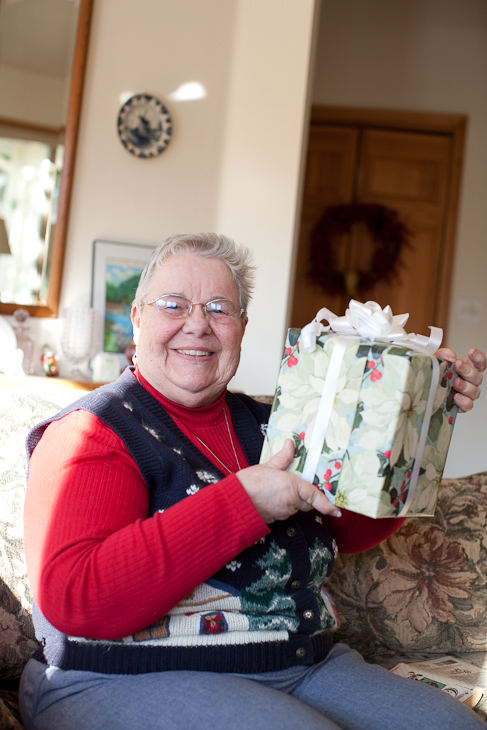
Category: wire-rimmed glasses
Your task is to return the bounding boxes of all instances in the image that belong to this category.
[143,294,245,323]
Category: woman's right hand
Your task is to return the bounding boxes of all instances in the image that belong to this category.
[236,439,342,524]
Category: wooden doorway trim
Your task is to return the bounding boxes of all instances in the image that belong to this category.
[305,106,467,331]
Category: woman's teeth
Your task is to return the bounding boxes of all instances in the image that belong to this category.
[177,349,211,356]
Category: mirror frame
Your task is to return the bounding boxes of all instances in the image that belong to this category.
[0,0,94,318]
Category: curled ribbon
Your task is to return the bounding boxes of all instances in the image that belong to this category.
[300,300,444,517]
[300,299,443,355]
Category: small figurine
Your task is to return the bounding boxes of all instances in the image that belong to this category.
[12,308,34,375]
[41,344,59,377]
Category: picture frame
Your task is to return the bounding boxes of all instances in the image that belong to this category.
[91,239,155,364]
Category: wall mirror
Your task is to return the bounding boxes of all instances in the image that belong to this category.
[0,0,93,317]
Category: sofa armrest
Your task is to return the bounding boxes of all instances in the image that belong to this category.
[0,387,86,680]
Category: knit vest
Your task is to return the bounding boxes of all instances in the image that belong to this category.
[27,368,338,675]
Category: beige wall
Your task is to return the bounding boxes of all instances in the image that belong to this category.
[0,67,68,126]
[28,0,319,396]
[311,0,487,476]
[215,0,320,394]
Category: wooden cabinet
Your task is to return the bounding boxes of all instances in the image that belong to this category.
[290,107,466,338]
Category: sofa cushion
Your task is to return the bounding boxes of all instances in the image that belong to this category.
[328,471,487,660]
[0,688,23,730]
[0,387,85,680]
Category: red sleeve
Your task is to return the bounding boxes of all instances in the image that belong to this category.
[323,508,406,554]
[24,410,269,641]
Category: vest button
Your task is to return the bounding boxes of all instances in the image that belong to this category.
[303,610,314,620]
[296,647,307,659]
[286,526,297,537]
[291,580,302,590]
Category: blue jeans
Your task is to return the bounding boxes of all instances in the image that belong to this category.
[19,643,486,730]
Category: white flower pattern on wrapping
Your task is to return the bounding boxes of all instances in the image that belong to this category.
[358,355,429,465]
[408,416,453,514]
[273,338,365,456]
[335,450,391,515]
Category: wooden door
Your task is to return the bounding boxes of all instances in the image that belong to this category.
[291,125,358,327]
[290,107,466,338]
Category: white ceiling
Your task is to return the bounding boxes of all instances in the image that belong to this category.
[0,0,80,79]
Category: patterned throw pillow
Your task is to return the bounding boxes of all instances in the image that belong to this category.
[0,388,85,679]
[328,471,487,660]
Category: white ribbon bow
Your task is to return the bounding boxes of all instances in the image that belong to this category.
[300,299,443,354]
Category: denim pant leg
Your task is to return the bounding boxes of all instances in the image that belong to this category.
[20,647,487,730]
[19,658,341,730]
[290,644,487,730]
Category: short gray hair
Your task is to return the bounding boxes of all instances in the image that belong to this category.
[134,233,256,313]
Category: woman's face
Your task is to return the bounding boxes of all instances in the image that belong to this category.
[131,253,247,407]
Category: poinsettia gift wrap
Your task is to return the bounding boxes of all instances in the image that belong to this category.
[260,301,458,519]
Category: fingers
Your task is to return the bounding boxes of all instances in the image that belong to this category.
[293,478,341,518]
[436,347,484,413]
[468,347,487,373]
[237,461,341,524]
[455,357,483,388]
[260,439,341,518]
[270,473,342,522]
[435,347,456,363]
[453,372,482,412]
[452,349,484,412]
[264,439,295,471]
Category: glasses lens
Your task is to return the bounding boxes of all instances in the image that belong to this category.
[154,295,189,316]
[206,300,241,318]
[149,296,242,320]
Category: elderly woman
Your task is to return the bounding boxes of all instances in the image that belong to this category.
[20,233,485,730]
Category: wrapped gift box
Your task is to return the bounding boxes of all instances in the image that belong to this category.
[260,303,458,519]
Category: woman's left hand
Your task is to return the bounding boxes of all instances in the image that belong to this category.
[436,347,486,412]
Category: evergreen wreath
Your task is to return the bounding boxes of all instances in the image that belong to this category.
[309,202,410,296]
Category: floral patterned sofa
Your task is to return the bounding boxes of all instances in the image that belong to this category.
[1,384,487,728]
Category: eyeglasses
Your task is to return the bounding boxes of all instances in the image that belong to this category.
[143,294,245,322]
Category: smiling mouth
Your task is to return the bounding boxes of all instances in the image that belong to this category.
[176,349,212,357]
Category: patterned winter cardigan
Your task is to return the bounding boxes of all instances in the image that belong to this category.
[25,368,338,676]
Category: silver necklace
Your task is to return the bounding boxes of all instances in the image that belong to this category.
[173,407,242,475]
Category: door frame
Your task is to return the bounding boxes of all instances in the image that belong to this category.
[298,106,467,332]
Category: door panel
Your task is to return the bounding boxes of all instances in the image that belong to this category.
[356,129,449,334]
[360,130,450,205]
[291,125,359,328]
[290,115,460,339]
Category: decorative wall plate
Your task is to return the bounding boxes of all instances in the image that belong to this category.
[117,94,172,158]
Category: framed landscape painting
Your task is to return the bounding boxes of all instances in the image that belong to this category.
[91,240,155,362]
